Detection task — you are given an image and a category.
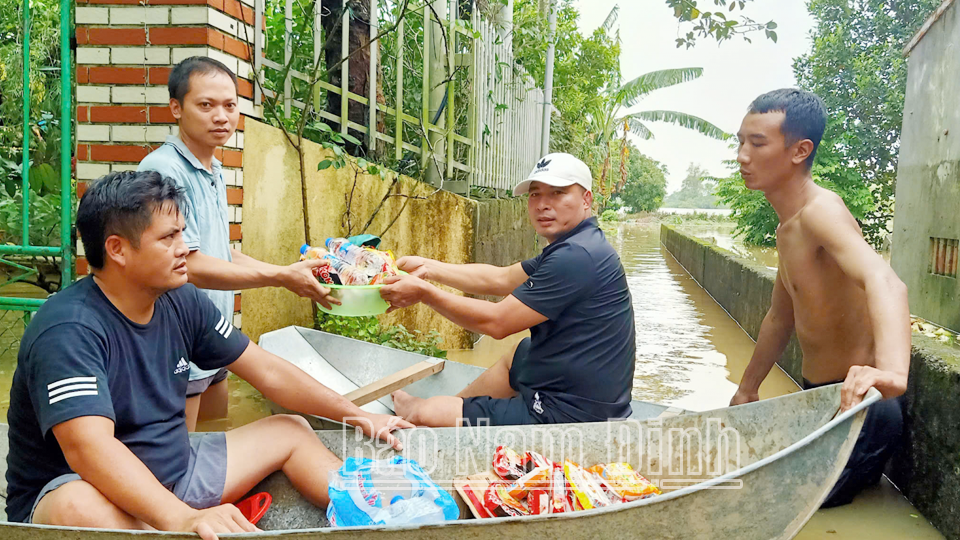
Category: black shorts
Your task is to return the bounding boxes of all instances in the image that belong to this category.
[804,378,904,507]
[461,395,536,426]
[461,338,536,426]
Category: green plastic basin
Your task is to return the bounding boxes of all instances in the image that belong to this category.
[317,271,405,317]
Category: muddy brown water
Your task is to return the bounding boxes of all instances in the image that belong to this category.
[0,223,942,537]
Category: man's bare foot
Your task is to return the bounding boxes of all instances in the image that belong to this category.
[391,390,422,422]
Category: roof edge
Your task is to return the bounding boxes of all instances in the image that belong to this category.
[903,0,957,57]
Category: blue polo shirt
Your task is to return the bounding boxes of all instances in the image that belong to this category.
[138,136,234,381]
[509,217,636,423]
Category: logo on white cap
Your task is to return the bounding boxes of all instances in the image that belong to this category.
[513,153,593,196]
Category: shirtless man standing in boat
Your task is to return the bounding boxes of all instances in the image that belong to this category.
[728,88,911,507]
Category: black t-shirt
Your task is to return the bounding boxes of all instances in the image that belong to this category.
[510,217,636,423]
[5,277,249,522]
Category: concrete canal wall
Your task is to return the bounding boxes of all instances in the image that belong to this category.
[659,225,805,384]
[661,224,960,539]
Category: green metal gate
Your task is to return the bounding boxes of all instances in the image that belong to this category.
[0,0,74,359]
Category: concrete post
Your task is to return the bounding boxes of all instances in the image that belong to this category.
[423,0,447,189]
[494,0,514,40]
[540,0,556,156]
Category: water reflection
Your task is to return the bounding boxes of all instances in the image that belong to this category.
[674,222,780,269]
[611,222,797,411]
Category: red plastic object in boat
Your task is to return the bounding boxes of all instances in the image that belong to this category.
[235,492,272,525]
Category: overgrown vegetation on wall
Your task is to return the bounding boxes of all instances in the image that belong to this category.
[315,311,447,358]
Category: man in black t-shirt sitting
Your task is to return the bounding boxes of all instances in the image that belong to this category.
[5,171,411,537]
[380,153,636,427]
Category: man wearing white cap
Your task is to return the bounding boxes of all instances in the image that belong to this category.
[381,153,636,426]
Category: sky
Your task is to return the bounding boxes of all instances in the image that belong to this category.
[570,0,815,193]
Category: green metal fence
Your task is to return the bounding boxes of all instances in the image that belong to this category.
[2,0,74,313]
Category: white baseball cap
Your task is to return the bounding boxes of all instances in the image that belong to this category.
[512,153,594,196]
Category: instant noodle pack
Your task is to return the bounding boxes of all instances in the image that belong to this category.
[455,445,660,519]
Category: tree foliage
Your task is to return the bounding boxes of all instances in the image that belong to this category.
[0,0,66,251]
[715,135,878,246]
[614,149,668,213]
[512,0,727,207]
[512,0,622,158]
[315,311,446,359]
[664,164,722,209]
[792,0,940,248]
[665,0,779,48]
[718,0,939,249]
[0,0,62,142]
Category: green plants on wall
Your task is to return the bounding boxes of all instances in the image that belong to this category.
[315,311,447,359]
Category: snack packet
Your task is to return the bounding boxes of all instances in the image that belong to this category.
[483,481,528,517]
[591,471,623,505]
[367,248,400,276]
[563,461,612,510]
[315,263,341,285]
[585,465,603,476]
[550,462,569,514]
[366,251,399,284]
[595,462,661,500]
[493,446,526,481]
[528,489,549,515]
[299,245,339,284]
[525,451,553,472]
[506,465,551,499]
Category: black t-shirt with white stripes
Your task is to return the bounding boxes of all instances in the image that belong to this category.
[5,277,249,522]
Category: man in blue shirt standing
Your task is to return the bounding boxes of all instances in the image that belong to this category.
[381,153,636,426]
[138,57,338,430]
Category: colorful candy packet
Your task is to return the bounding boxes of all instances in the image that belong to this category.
[550,462,573,514]
[492,445,526,481]
[483,481,528,517]
[477,449,660,520]
[506,465,551,499]
[564,461,612,511]
[590,462,661,500]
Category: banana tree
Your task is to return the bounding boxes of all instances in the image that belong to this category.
[586,67,729,202]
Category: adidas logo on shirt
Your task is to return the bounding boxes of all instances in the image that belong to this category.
[47,377,98,405]
[214,315,233,339]
[174,357,189,375]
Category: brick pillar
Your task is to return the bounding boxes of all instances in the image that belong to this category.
[75,0,263,328]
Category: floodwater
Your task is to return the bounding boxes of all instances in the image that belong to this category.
[613,222,795,410]
[0,222,943,537]
[672,220,781,269]
[659,207,734,217]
